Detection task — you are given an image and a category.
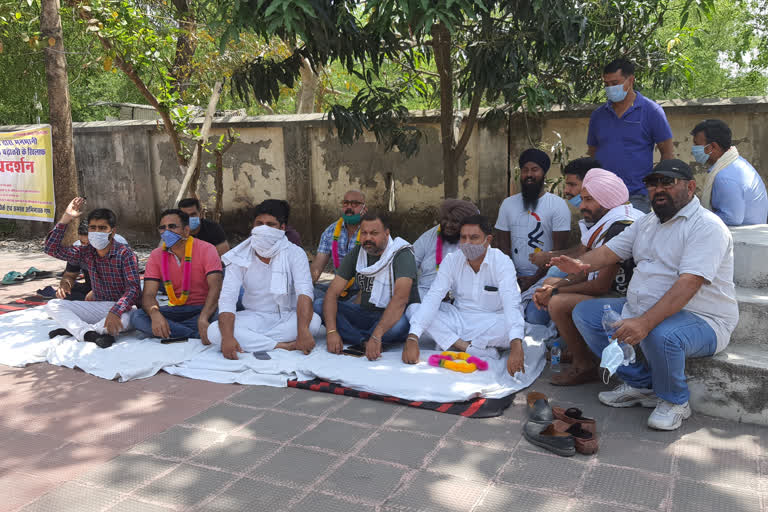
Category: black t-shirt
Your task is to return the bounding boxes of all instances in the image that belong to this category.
[194,219,227,247]
[601,222,635,295]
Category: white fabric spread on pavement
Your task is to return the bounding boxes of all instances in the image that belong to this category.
[1,307,554,401]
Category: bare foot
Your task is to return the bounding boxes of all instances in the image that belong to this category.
[275,341,298,351]
[448,339,469,352]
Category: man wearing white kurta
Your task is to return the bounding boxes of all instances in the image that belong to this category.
[404,215,526,376]
[413,199,479,299]
[208,201,322,359]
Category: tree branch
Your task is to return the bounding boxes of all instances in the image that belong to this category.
[454,82,484,159]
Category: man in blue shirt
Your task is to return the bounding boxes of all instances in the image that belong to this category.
[587,59,675,213]
[691,119,768,226]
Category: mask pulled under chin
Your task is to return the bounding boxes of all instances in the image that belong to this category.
[459,242,487,261]
[600,339,637,384]
[250,225,285,256]
[568,195,583,208]
[88,231,111,250]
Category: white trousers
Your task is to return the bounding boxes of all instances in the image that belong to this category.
[45,299,133,342]
[406,303,509,351]
[207,310,323,352]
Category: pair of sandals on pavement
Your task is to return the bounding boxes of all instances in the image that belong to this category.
[523,391,598,457]
[1,267,53,285]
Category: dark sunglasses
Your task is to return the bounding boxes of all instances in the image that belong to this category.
[157,223,181,231]
[643,176,683,189]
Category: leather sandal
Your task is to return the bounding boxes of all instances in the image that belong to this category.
[550,366,599,386]
[526,392,554,424]
[523,422,576,457]
[552,406,596,433]
[553,420,598,455]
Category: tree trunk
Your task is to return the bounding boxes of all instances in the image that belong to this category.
[188,140,203,199]
[431,22,458,199]
[170,0,197,95]
[41,0,79,235]
[295,58,319,114]
[214,151,224,223]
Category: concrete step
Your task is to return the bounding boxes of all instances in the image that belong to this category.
[732,287,768,347]
[687,344,768,426]
[731,225,768,288]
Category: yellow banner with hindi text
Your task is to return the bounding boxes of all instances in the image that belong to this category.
[0,125,55,222]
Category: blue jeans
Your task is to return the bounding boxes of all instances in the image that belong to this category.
[572,298,717,404]
[525,300,551,325]
[133,304,208,338]
[334,300,410,345]
[545,267,568,279]
[313,282,360,323]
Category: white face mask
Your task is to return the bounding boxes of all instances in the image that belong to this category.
[600,339,636,384]
[250,225,285,257]
[88,231,111,250]
[459,242,487,261]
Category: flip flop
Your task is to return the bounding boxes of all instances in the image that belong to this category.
[1,271,24,285]
[553,420,598,455]
[36,285,57,298]
[23,267,53,279]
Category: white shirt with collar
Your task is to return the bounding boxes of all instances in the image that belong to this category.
[409,248,525,342]
[605,196,738,353]
[413,225,460,299]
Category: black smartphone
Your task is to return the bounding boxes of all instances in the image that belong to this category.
[253,351,272,360]
[161,336,188,344]
[342,343,365,357]
[484,285,498,291]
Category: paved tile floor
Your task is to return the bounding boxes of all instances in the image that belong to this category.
[0,363,765,512]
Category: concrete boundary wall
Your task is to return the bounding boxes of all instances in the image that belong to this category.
[2,96,767,245]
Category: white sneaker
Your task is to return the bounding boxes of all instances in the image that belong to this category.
[598,383,659,408]
[467,344,501,360]
[647,400,691,431]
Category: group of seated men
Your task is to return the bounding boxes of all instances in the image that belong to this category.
[41,115,762,431]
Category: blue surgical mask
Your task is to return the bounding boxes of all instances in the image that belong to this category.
[691,145,710,165]
[161,230,183,248]
[605,83,628,103]
[188,216,201,230]
[568,195,582,208]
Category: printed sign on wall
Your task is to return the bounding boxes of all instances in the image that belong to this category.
[0,125,55,222]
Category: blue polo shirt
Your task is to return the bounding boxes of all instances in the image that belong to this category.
[587,92,673,195]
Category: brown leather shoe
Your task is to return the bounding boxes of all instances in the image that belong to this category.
[552,407,596,434]
[523,422,576,457]
[553,420,598,455]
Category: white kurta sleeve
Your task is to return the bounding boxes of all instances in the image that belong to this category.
[289,246,314,300]
[496,253,525,341]
[219,263,246,314]
[409,252,457,337]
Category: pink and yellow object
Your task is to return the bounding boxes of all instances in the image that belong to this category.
[427,351,489,373]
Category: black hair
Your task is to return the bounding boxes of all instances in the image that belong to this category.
[360,211,391,230]
[87,208,117,228]
[178,197,201,211]
[562,157,603,180]
[603,58,635,77]
[691,119,732,151]
[252,199,288,225]
[460,214,493,236]
[159,208,189,227]
[77,220,88,236]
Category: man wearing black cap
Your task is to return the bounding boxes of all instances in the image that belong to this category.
[495,148,571,324]
[551,159,738,431]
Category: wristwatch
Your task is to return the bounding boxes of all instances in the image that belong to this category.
[550,288,560,296]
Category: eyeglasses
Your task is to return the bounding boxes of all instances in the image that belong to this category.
[157,223,181,232]
[341,200,364,207]
[643,176,682,189]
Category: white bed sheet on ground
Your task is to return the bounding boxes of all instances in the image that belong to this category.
[0,307,555,401]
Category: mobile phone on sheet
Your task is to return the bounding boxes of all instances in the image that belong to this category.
[342,343,365,357]
[253,351,272,360]
[160,336,188,344]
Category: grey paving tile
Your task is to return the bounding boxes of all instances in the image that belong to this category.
[474,483,571,511]
[328,399,400,426]
[498,448,587,493]
[601,405,692,443]
[385,408,459,436]
[597,437,674,474]
[676,442,759,490]
[275,389,348,416]
[20,482,122,512]
[251,445,337,485]
[228,386,296,408]
[359,430,440,467]
[323,458,407,502]
[106,498,175,512]
[672,478,761,512]
[129,425,223,459]
[383,471,486,511]
[191,437,280,473]
[581,465,669,509]
[205,477,299,512]
[77,453,178,492]
[567,501,627,512]
[184,404,260,432]
[291,492,375,512]
[428,442,510,482]
[292,419,374,453]
[450,417,519,450]
[134,463,232,508]
[236,410,317,441]
[760,456,767,493]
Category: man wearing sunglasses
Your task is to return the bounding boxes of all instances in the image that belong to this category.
[133,209,223,343]
[552,159,738,431]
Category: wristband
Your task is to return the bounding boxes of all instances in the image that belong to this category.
[407,335,418,342]
[370,334,382,343]
[550,288,559,296]
[327,329,337,335]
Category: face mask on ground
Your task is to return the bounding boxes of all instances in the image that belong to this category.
[88,231,111,250]
[161,230,183,248]
[459,242,487,261]
[568,195,583,208]
[343,213,362,224]
[691,145,710,165]
[188,216,201,230]
[605,83,628,103]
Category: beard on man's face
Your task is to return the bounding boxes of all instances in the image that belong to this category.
[652,189,687,222]
[521,176,545,211]
[440,224,460,244]
[363,240,385,256]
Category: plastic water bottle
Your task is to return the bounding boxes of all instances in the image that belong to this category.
[601,304,636,365]
[550,341,562,373]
